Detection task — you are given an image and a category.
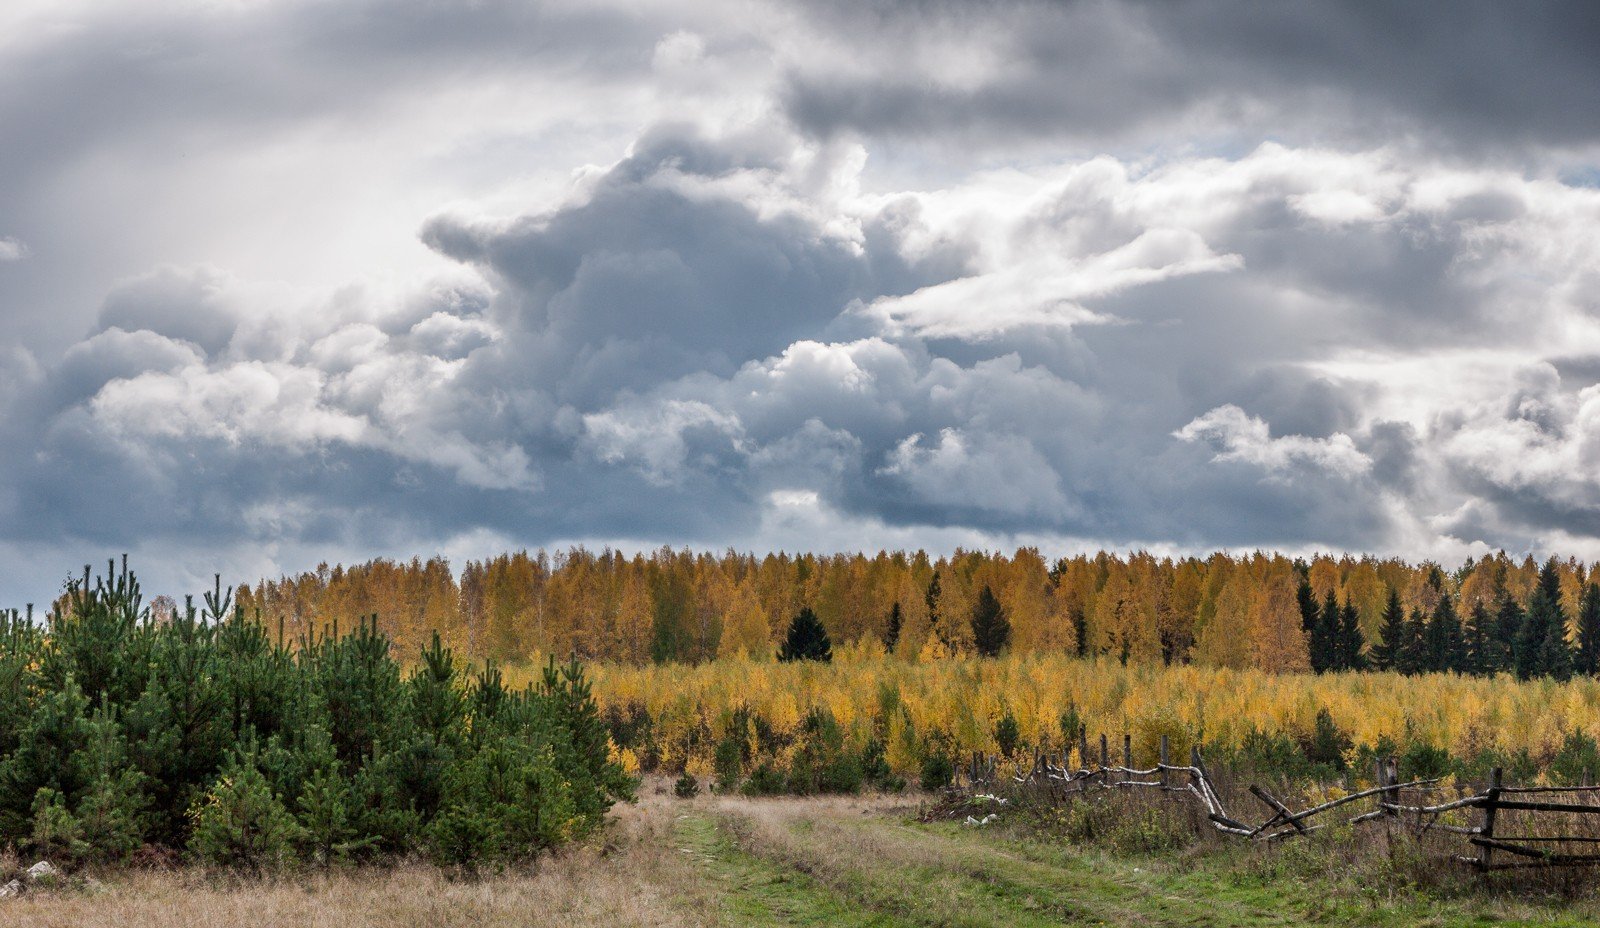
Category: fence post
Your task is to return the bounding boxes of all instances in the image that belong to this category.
[1189,744,1208,807]
[1100,733,1109,772]
[1477,766,1502,872]
[1123,733,1133,772]
[1381,756,1400,820]
[1079,727,1090,771]
[1159,735,1170,789]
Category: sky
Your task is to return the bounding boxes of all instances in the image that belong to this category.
[4,0,1600,604]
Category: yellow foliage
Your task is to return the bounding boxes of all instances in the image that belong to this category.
[492,653,1600,781]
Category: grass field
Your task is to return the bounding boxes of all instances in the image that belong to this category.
[8,781,1600,927]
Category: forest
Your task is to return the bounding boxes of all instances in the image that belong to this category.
[233,547,1600,680]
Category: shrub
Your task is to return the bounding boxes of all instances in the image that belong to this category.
[1302,708,1352,771]
[919,751,954,791]
[861,738,905,792]
[994,710,1021,758]
[188,757,305,872]
[27,789,88,862]
[674,772,701,799]
[713,730,744,793]
[742,763,785,796]
[427,739,579,867]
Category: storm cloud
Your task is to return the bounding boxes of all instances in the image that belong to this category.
[2,0,1600,602]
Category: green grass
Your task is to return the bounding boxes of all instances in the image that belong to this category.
[672,813,911,927]
[674,802,1600,927]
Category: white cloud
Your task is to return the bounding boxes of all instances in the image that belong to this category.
[1175,405,1373,479]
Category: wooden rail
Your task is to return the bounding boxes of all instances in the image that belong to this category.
[957,734,1600,873]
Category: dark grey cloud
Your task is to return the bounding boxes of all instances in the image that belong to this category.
[6,1,1600,602]
[785,0,1600,156]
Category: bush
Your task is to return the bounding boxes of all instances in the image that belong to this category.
[188,757,305,872]
[742,762,785,796]
[426,739,578,867]
[1302,709,1352,771]
[994,710,1021,758]
[713,731,744,793]
[674,772,700,799]
[861,738,905,792]
[919,751,954,791]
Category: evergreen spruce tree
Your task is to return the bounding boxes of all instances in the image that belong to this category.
[1312,591,1340,673]
[1495,595,1525,676]
[925,571,943,645]
[970,585,1011,658]
[1515,597,1547,680]
[1578,583,1600,676]
[883,602,903,654]
[777,607,832,663]
[1369,585,1405,671]
[1337,599,1366,671]
[1296,578,1319,636]
[1397,608,1427,676]
[1425,594,1463,674]
[1463,602,1497,676]
[1529,556,1568,681]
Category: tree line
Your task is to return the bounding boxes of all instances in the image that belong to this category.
[3,560,630,870]
[225,547,1600,676]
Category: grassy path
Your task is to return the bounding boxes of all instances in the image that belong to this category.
[676,797,1599,928]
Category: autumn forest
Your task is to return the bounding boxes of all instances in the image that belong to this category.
[232,548,1600,680]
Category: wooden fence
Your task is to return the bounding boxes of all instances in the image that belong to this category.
[958,733,1600,872]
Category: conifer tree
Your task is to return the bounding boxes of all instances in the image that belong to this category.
[1311,590,1339,672]
[1296,578,1319,636]
[1397,607,1427,675]
[1524,559,1572,680]
[1370,585,1405,671]
[1578,583,1600,676]
[970,585,1011,658]
[1463,602,1497,675]
[777,607,832,663]
[1425,593,1463,674]
[883,601,903,654]
[1495,595,1525,675]
[1337,599,1366,671]
[925,571,943,646]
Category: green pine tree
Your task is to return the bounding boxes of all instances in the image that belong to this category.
[1463,602,1497,675]
[1526,559,1572,680]
[970,585,1011,658]
[1312,590,1340,672]
[1397,608,1427,676]
[883,601,903,654]
[1369,585,1405,671]
[778,607,832,663]
[1495,595,1524,675]
[1296,578,1319,635]
[1337,599,1366,671]
[1578,583,1600,676]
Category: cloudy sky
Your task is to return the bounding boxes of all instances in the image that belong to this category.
[4,0,1600,603]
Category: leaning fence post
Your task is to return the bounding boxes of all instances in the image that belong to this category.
[1189,744,1207,803]
[1100,733,1109,773]
[1159,735,1170,789]
[1478,766,1502,872]
[1381,756,1400,820]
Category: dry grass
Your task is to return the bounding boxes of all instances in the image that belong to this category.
[0,786,719,928]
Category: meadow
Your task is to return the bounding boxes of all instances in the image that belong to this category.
[10,783,1600,928]
[546,651,1600,789]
